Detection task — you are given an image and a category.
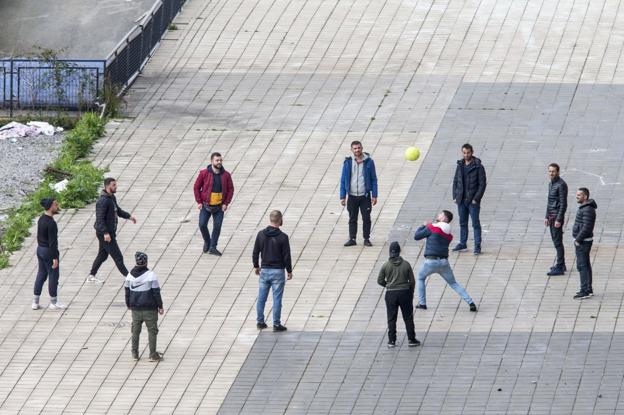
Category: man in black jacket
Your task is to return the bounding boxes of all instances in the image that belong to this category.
[88,178,136,283]
[544,163,568,276]
[253,210,292,332]
[125,252,164,361]
[452,143,487,255]
[572,188,597,299]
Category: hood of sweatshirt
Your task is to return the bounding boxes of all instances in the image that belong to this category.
[580,199,597,209]
[431,221,451,235]
[263,226,283,237]
[130,265,149,278]
[389,256,404,266]
[351,152,370,162]
[456,156,483,167]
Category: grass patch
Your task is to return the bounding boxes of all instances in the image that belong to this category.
[0,112,107,269]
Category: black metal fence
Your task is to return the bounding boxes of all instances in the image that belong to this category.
[0,0,185,113]
[106,0,186,92]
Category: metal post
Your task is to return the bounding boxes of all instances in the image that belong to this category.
[9,60,13,117]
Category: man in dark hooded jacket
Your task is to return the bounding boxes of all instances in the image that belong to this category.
[452,143,487,254]
[88,177,136,283]
[377,242,420,348]
[253,210,292,332]
[572,188,597,299]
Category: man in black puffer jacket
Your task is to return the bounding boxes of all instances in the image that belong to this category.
[544,163,568,276]
[572,187,597,299]
[452,143,487,255]
[88,177,137,283]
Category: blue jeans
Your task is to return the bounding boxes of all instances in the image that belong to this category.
[458,201,482,247]
[198,205,224,249]
[257,268,286,326]
[417,258,473,306]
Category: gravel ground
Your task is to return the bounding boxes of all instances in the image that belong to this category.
[0,133,64,227]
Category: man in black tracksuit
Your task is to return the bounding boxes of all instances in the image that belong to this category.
[377,242,420,348]
[572,187,597,299]
[33,198,65,310]
[253,210,293,332]
[544,163,568,276]
[88,177,136,283]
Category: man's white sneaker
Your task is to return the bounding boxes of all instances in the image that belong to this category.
[32,303,40,310]
[48,302,66,310]
[86,275,104,284]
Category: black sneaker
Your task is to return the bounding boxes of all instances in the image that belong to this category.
[415,304,427,310]
[408,339,421,347]
[363,239,372,247]
[344,239,357,247]
[588,290,594,297]
[257,322,268,330]
[273,324,287,332]
[149,352,164,362]
[473,246,481,255]
[573,292,591,300]
[452,243,467,252]
[208,248,222,256]
[469,303,477,312]
[203,242,210,253]
[132,351,139,361]
[387,341,396,348]
[547,266,565,276]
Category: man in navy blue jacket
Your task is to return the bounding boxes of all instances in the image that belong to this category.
[414,210,477,312]
[340,141,378,247]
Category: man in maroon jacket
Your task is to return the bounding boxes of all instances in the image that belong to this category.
[193,152,234,256]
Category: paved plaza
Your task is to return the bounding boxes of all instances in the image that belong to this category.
[2,0,624,413]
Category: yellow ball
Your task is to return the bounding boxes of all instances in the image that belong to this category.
[405,146,420,161]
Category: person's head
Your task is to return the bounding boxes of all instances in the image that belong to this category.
[462,143,474,162]
[350,141,363,158]
[135,251,148,267]
[436,210,453,223]
[270,210,283,227]
[104,177,117,194]
[211,152,223,169]
[389,241,401,259]
[548,163,560,179]
[576,187,590,204]
[40,197,59,215]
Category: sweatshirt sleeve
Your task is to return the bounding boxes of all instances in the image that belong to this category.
[252,233,262,269]
[49,219,60,260]
[414,225,431,241]
[124,280,130,308]
[377,264,387,287]
[224,172,234,205]
[151,274,164,308]
[194,170,205,204]
[283,235,293,273]
[407,264,415,290]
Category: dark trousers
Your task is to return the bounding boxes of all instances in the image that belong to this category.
[575,241,593,293]
[548,220,565,267]
[458,201,482,247]
[89,233,128,277]
[34,246,59,297]
[347,195,372,240]
[199,205,224,249]
[131,309,159,356]
[385,289,416,343]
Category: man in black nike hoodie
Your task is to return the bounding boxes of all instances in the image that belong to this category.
[377,242,420,348]
[253,210,292,332]
[125,252,164,361]
[572,188,597,299]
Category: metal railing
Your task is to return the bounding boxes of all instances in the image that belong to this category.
[0,0,185,113]
[106,0,186,93]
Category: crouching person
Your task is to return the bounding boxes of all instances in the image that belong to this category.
[377,242,420,348]
[125,252,164,362]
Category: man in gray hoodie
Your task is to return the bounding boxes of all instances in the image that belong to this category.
[377,242,420,348]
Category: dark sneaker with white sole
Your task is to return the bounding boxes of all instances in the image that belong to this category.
[573,292,591,300]
[452,243,467,252]
[344,239,356,247]
[257,322,268,330]
[408,339,421,347]
[387,341,396,348]
[273,324,287,332]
